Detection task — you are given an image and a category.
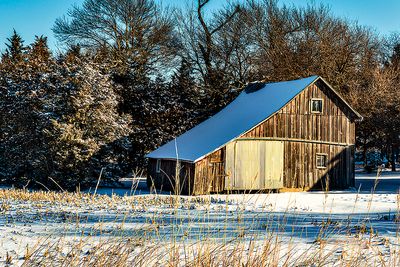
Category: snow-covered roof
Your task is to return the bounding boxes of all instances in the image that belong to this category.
[146,76,359,162]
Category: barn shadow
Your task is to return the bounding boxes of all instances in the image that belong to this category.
[308,147,353,192]
[308,148,400,194]
[354,172,400,194]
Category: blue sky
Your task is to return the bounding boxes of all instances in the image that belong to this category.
[0,0,399,53]
[0,0,83,53]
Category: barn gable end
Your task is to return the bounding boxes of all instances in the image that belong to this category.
[241,79,356,143]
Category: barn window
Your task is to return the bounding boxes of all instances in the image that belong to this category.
[316,154,328,168]
[156,159,161,173]
[310,98,323,113]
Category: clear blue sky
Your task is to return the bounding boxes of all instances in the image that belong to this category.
[0,0,399,53]
[0,0,83,54]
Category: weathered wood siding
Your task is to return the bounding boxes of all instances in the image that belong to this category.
[239,80,356,189]
[192,149,225,195]
[281,142,354,189]
[147,159,195,194]
[242,80,356,144]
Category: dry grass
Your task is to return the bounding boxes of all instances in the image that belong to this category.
[0,187,399,266]
[18,234,400,267]
[0,188,213,211]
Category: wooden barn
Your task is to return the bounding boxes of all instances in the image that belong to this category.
[146,76,362,195]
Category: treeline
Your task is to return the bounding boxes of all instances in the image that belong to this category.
[1,0,399,190]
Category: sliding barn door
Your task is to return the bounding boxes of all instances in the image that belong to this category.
[263,141,284,189]
[225,140,284,190]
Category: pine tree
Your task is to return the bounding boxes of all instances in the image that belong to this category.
[29,35,51,66]
[0,50,50,185]
[63,44,82,64]
[2,30,26,64]
[0,44,132,189]
[46,62,132,188]
[168,58,200,131]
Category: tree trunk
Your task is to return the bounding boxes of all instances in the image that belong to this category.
[363,142,367,166]
[391,143,396,172]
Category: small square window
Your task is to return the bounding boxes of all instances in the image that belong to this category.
[156,159,161,173]
[316,154,327,168]
[311,99,323,113]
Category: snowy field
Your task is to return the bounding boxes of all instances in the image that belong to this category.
[0,172,399,266]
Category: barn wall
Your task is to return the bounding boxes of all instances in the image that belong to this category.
[190,141,354,194]
[192,148,225,195]
[239,80,356,190]
[147,159,195,194]
[241,80,356,144]
[281,141,354,189]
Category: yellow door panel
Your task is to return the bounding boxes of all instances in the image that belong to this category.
[225,140,284,190]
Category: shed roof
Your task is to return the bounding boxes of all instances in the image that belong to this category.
[146,76,361,162]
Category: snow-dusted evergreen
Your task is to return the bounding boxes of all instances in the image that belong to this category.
[0,36,132,189]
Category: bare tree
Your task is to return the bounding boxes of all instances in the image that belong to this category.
[176,0,251,120]
[53,0,179,74]
[177,1,242,85]
[377,34,400,170]
[196,0,241,84]
[246,0,380,96]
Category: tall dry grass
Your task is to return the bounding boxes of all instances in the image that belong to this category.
[0,176,399,267]
[19,232,400,267]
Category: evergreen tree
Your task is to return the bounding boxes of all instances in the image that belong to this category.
[0,52,51,185]
[0,42,132,189]
[2,30,26,64]
[46,62,132,188]
[29,35,51,65]
[168,58,200,131]
[63,44,82,64]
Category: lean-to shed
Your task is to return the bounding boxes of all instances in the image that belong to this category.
[146,76,362,195]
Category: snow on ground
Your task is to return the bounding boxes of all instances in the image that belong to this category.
[203,190,399,214]
[0,172,399,265]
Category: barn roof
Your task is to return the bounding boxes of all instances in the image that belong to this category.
[146,76,361,162]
